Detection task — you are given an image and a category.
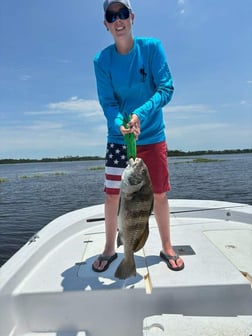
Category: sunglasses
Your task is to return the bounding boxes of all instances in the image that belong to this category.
[105,7,130,23]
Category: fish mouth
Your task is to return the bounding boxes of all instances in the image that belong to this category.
[128,158,135,166]
[128,157,143,169]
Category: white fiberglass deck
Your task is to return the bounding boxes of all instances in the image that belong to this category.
[0,200,251,336]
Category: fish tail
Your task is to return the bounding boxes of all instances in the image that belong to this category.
[114,255,136,280]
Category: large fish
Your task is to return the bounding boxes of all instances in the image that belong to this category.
[114,158,153,280]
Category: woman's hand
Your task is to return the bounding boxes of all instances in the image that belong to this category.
[120,114,140,140]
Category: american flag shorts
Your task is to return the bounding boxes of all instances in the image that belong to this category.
[104,143,128,194]
[104,141,171,195]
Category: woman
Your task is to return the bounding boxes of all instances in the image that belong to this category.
[92,0,184,273]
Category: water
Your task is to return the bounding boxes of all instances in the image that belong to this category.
[0,154,251,266]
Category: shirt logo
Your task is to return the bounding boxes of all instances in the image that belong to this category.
[140,65,147,82]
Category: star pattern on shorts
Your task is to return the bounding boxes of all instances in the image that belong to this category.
[106,143,128,168]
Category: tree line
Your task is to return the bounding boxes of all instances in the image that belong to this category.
[0,149,251,164]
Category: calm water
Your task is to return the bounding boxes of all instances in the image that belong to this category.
[0,154,251,266]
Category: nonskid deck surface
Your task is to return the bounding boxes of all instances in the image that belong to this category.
[14,204,251,294]
[1,200,252,336]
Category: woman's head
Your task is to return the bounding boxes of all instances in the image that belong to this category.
[103,0,134,41]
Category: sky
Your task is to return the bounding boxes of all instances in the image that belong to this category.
[0,0,251,159]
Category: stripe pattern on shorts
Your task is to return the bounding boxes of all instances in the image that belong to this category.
[104,143,128,194]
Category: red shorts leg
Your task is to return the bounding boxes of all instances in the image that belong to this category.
[137,141,171,194]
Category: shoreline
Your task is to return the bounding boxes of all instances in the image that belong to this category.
[0,149,251,164]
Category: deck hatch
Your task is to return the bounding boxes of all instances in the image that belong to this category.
[173,245,196,256]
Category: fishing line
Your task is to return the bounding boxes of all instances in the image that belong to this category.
[86,205,249,222]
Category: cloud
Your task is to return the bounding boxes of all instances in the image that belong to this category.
[48,97,103,118]
[27,121,63,130]
[0,96,107,158]
[0,121,107,158]
[57,59,71,64]
[168,122,227,135]
[1,96,250,159]
[47,96,105,126]
[177,0,185,15]
[21,75,32,81]
[166,122,252,150]
[25,110,67,116]
[164,104,213,113]
[164,102,252,150]
[163,104,216,121]
[47,96,99,111]
[25,97,103,118]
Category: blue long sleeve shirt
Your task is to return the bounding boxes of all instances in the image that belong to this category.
[94,37,174,145]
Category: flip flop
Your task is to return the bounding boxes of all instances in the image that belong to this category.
[92,253,118,273]
[160,251,184,271]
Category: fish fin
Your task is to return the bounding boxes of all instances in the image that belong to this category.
[114,254,136,280]
[117,197,122,216]
[133,224,149,252]
[117,232,123,248]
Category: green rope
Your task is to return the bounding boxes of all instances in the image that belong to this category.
[123,116,136,160]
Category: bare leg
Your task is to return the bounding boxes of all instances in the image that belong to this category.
[92,194,119,271]
[154,193,184,269]
[104,194,119,255]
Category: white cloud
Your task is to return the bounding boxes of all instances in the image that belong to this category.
[25,110,67,116]
[177,0,185,15]
[164,103,252,150]
[0,122,107,158]
[47,96,100,112]
[57,59,71,64]
[0,96,107,158]
[164,104,213,113]
[163,104,215,121]
[21,75,32,81]
[1,98,250,159]
[166,122,252,150]
[168,122,227,135]
[27,121,63,130]
[25,97,103,118]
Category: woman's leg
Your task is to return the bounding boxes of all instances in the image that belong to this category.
[154,193,184,269]
[92,194,119,271]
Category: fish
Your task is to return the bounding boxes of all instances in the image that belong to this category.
[114,157,154,280]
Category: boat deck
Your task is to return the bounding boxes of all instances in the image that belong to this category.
[14,210,251,294]
[1,200,252,336]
